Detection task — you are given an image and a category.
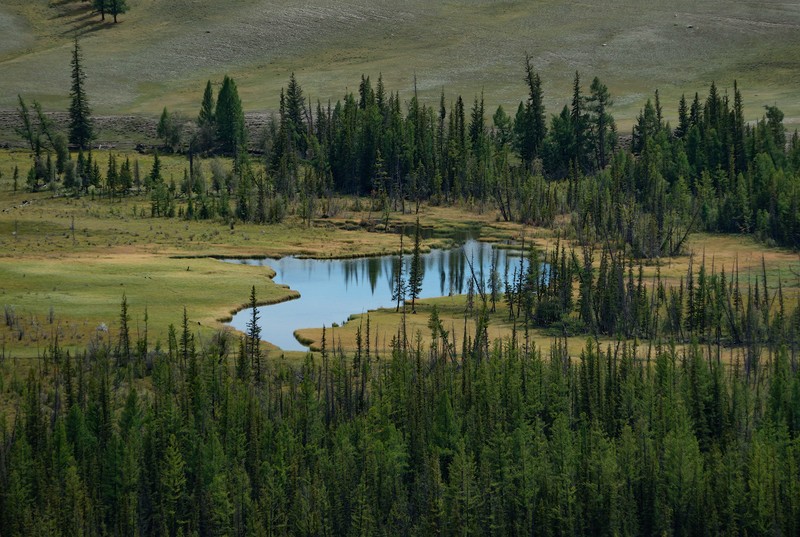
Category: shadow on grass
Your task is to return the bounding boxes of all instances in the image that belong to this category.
[61,19,111,38]
[48,1,94,21]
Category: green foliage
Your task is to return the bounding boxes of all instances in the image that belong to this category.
[215,75,246,155]
[68,39,93,150]
[185,67,799,248]
[157,107,183,152]
[407,219,423,313]
[108,0,129,23]
[2,296,800,535]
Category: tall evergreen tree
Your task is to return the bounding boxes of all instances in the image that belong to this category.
[68,39,93,150]
[246,286,262,382]
[514,54,547,168]
[198,81,215,127]
[408,219,424,313]
[392,232,407,312]
[284,73,307,155]
[215,75,246,155]
[588,77,614,170]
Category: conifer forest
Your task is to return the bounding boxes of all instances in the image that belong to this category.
[1,1,800,535]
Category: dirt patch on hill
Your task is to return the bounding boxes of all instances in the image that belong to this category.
[0,110,276,151]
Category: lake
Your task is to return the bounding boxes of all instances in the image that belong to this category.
[226,239,528,351]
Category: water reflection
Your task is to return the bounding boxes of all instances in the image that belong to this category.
[226,240,527,351]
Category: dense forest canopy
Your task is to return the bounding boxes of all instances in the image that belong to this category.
[1,288,800,535]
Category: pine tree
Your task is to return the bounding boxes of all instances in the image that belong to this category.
[392,232,407,312]
[161,434,187,536]
[148,152,162,191]
[215,75,246,155]
[284,73,307,155]
[118,293,130,365]
[588,77,614,170]
[106,153,118,197]
[676,94,690,138]
[198,81,215,127]
[570,71,589,170]
[514,53,547,168]
[246,286,262,382]
[15,95,40,155]
[196,80,216,152]
[408,219,423,313]
[69,39,93,149]
[119,157,132,193]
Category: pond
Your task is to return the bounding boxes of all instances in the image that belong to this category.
[225,239,529,351]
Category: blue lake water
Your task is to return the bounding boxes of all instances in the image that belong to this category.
[226,240,528,351]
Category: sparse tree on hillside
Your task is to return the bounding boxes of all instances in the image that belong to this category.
[93,0,107,22]
[108,0,128,23]
[69,39,93,150]
[15,95,40,155]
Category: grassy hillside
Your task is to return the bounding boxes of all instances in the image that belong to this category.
[1,0,800,129]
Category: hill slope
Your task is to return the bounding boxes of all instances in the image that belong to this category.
[1,0,800,127]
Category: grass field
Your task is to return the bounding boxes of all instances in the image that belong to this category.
[1,0,800,133]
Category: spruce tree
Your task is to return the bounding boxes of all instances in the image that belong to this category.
[246,286,262,381]
[148,153,162,191]
[68,39,93,149]
[514,57,547,170]
[588,77,614,170]
[284,73,307,155]
[117,293,130,366]
[392,232,407,312]
[198,81,215,127]
[215,75,245,155]
[408,219,424,313]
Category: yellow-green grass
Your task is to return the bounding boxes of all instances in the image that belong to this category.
[0,149,519,357]
[1,1,800,132]
[0,253,300,359]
